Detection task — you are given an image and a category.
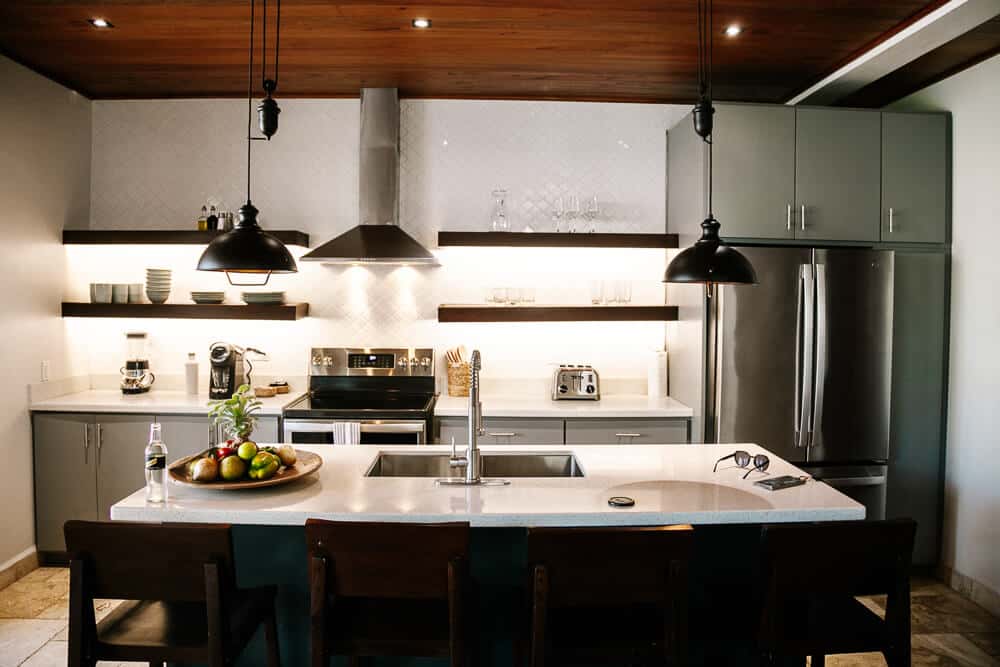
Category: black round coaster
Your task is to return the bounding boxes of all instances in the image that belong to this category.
[607,496,636,508]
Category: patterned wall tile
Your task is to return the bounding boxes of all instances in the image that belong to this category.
[78,98,689,381]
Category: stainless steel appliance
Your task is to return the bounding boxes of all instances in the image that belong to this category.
[209,342,246,399]
[552,365,600,400]
[282,347,436,445]
[714,247,893,519]
[120,332,155,394]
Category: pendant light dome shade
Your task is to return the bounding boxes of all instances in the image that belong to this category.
[197,202,297,278]
[664,216,757,285]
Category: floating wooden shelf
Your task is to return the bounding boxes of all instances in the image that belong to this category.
[438,304,678,323]
[437,232,678,248]
[63,229,310,247]
[62,302,309,321]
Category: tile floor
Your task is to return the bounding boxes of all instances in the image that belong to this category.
[1,569,998,665]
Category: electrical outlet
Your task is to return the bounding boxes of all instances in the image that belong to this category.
[41,360,50,383]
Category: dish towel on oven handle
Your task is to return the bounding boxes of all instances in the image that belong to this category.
[332,422,361,445]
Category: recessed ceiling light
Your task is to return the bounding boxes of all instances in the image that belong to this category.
[411,18,431,29]
[88,17,113,28]
[723,24,743,37]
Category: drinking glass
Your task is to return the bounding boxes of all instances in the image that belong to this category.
[552,197,565,233]
[583,195,601,233]
[490,189,510,232]
[590,281,606,305]
[565,195,581,233]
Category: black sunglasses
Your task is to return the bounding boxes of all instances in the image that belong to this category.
[713,450,770,479]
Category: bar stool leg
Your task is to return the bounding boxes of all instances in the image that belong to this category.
[811,655,825,666]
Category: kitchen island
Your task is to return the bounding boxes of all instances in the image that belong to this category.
[110,444,863,666]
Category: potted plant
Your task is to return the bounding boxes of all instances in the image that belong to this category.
[208,384,262,445]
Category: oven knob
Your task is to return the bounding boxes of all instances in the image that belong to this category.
[410,357,419,368]
[420,357,432,368]
[311,355,322,366]
[397,358,408,368]
[322,356,333,367]
[558,384,569,394]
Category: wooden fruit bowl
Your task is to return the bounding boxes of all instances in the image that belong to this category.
[168,449,322,490]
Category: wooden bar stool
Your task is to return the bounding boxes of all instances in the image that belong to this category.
[524,524,694,666]
[64,520,280,667]
[305,519,471,666]
[756,518,917,666]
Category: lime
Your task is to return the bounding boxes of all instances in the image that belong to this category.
[237,441,258,461]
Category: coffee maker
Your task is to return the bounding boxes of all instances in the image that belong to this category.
[209,342,246,399]
[121,332,155,394]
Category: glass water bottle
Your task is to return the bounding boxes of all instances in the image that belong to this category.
[145,422,168,503]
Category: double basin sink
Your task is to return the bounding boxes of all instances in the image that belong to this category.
[366,452,585,478]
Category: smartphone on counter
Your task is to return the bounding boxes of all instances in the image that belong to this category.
[754,475,808,491]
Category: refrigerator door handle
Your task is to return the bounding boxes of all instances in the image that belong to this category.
[796,264,815,448]
[811,264,827,448]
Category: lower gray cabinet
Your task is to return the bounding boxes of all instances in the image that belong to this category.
[564,419,690,445]
[438,418,564,446]
[32,413,99,553]
[436,416,691,445]
[95,415,157,524]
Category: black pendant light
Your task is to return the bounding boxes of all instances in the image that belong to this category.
[197,0,295,286]
[663,0,756,286]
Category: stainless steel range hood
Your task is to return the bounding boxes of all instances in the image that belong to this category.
[301,88,438,265]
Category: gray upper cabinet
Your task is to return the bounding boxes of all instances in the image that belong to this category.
[33,413,98,552]
[881,113,948,244]
[95,414,155,521]
[713,104,796,240]
[795,108,882,242]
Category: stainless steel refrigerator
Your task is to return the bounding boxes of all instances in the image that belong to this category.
[714,246,894,519]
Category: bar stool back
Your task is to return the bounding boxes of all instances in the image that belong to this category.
[526,524,694,666]
[305,519,471,666]
[64,520,280,667]
[757,518,917,666]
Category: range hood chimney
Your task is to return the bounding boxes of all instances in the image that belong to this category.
[301,88,438,265]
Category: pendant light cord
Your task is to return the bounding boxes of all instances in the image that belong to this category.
[246,0,255,203]
[261,0,280,88]
[696,0,715,218]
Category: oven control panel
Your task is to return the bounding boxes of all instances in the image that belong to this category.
[309,347,435,377]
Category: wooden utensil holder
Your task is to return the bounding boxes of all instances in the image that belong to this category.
[447,362,471,397]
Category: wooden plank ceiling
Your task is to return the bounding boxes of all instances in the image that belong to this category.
[0,0,947,103]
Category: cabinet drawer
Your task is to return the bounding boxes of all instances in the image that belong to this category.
[565,419,689,445]
[438,418,564,445]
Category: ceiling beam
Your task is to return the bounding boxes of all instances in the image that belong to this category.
[787,0,1000,106]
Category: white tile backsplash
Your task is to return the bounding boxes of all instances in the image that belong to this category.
[74,98,689,384]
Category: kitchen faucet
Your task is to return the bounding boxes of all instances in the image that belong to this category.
[438,350,509,486]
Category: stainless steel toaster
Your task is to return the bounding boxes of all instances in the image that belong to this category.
[552,365,600,400]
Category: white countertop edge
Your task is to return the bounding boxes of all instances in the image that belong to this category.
[434,394,694,418]
[30,389,307,417]
[109,507,864,527]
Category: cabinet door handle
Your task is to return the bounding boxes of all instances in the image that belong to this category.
[96,424,103,465]
[888,207,894,233]
[615,433,642,438]
[83,424,90,464]
[800,204,806,231]
[786,204,792,231]
[486,432,518,438]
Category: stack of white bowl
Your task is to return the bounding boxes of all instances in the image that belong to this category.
[145,268,172,304]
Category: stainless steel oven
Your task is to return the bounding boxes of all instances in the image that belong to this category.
[283,419,428,445]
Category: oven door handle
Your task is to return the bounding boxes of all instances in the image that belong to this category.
[283,420,427,434]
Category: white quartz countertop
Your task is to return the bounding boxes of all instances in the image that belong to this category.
[434,394,693,418]
[111,444,864,527]
[30,389,306,417]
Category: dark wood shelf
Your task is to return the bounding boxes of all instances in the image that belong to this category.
[63,229,310,247]
[62,302,309,321]
[437,232,678,248]
[438,304,678,323]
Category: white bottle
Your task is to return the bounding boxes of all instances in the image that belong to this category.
[185,352,199,395]
[145,422,168,504]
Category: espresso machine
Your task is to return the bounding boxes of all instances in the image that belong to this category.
[120,332,155,394]
[209,342,267,399]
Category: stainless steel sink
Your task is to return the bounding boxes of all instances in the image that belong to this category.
[365,452,584,478]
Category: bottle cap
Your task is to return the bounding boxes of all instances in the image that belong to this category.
[188,352,196,360]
